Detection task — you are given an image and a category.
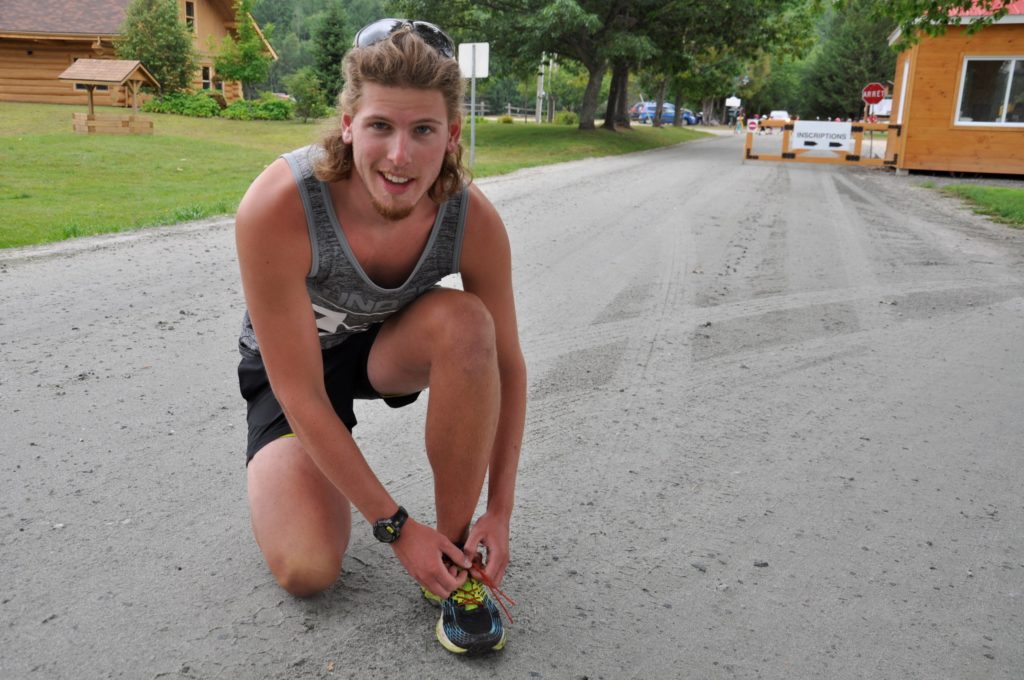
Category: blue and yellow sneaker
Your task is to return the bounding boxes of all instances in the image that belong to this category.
[427,578,507,655]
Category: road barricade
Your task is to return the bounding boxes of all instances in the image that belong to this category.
[744,119,899,167]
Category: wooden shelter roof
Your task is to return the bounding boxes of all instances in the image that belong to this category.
[58,59,158,88]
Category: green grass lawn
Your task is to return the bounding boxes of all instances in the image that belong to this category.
[0,101,706,249]
[939,184,1024,228]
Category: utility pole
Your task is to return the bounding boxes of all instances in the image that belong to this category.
[536,52,545,124]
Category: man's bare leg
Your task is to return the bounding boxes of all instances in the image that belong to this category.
[369,289,501,545]
[247,436,352,597]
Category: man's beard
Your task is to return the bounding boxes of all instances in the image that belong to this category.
[370,195,415,221]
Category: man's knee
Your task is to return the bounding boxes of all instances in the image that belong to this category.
[431,291,496,366]
[267,552,342,597]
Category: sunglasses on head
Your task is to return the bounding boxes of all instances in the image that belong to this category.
[353,18,455,59]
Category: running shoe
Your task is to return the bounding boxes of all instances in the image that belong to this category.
[433,577,507,654]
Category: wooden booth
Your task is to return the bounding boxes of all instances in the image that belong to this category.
[885,1,1024,175]
[58,58,157,134]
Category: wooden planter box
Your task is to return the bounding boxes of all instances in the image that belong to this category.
[72,112,153,135]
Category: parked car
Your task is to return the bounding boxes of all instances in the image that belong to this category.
[680,108,700,125]
[630,101,676,124]
[767,109,791,122]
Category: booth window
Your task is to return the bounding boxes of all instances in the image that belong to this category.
[956,57,1024,125]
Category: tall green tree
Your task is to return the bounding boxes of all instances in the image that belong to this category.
[116,0,197,93]
[312,1,350,101]
[214,0,276,99]
[251,0,298,34]
[265,32,315,93]
[644,0,815,127]
[802,3,896,119]
[398,0,818,130]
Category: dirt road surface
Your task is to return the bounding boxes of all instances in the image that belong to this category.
[2,133,1022,679]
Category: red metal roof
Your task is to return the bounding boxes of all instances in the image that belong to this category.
[952,0,1024,17]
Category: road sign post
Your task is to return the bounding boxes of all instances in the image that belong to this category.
[458,42,490,167]
[860,83,886,157]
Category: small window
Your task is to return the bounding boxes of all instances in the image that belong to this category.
[956,57,1024,126]
[75,83,109,92]
[202,66,212,90]
[185,1,196,31]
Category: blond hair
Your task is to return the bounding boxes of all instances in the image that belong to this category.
[315,27,467,202]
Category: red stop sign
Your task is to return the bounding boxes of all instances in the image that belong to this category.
[862,82,886,105]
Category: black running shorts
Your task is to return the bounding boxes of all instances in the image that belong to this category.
[237,324,420,464]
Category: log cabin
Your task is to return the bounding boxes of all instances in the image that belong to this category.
[885,0,1024,175]
[0,0,275,107]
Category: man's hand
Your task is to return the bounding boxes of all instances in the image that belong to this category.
[463,511,511,587]
[390,518,472,599]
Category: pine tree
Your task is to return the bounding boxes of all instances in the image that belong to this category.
[313,2,349,102]
[116,0,197,94]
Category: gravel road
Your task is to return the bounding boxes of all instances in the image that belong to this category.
[2,133,1022,680]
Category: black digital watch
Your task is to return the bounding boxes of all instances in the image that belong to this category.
[372,506,408,543]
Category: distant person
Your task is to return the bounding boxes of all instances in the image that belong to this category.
[233,18,527,655]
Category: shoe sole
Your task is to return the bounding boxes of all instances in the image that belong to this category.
[435,617,507,655]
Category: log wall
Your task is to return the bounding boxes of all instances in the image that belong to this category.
[0,40,128,106]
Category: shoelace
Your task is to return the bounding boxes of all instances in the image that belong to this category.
[452,578,485,609]
[466,556,517,625]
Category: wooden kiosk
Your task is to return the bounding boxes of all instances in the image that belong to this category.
[884,3,1024,175]
[57,59,158,135]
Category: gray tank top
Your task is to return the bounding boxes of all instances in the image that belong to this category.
[239,145,469,356]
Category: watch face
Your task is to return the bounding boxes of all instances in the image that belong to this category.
[373,507,406,543]
[373,520,399,543]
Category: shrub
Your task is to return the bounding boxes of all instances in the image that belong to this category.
[283,67,328,122]
[142,91,221,117]
[553,110,579,126]
[498,114,514,124]
[252,93,294,120]
[221,93,295,121]
[220,100,253,120]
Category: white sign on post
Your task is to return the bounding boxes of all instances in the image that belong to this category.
[458,42,490,167]
[458,43,489,78]
[792,120,854,152]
